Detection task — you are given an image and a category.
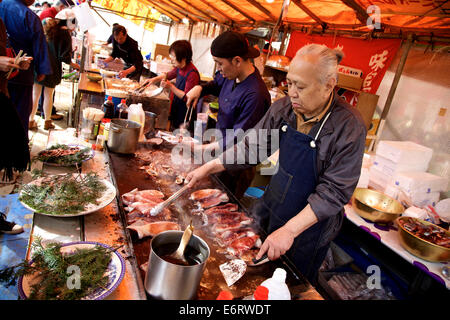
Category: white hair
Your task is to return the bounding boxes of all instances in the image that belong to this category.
[294,44,344,84]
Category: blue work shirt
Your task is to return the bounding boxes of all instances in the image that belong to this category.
[0,0,52,86]
[201,69,271,150]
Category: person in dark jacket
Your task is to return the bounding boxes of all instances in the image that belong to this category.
[0,0,52,133]
[185,44,367,285]
[29,16,79,130]
[0,13,31,184]
[103,25,143,81]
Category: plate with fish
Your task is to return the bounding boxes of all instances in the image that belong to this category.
[35,144,94,167]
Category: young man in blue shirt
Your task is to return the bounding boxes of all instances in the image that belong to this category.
[185,31,271,198]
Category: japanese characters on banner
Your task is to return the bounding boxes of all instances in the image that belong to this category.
[285,32,401,105]
[93,0,160,31]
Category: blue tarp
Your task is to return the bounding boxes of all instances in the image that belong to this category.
[0,194,33,300]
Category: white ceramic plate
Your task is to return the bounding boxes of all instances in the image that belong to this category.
[19,174,117,217]
[18,241,125,300]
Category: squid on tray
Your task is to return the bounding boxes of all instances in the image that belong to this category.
[122,188,179,239]
[189,189,262,262]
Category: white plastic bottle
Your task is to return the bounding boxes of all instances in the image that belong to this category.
[127,103,145,140]
[259,268,291,300]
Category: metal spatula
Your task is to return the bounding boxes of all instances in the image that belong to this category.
[149,183,190,216]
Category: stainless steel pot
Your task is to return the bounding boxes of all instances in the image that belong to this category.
[107,119,141,154]
[144,230,210,300]
[144,111,157,138]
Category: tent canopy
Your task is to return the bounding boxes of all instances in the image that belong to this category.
[92,0,450,37]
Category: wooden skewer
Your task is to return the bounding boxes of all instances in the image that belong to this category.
[6,50,23,79]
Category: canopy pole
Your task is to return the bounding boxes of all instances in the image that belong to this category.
[370,34,414,152]
[90,5,110,27]
[188,23,194,42]
[167,23,172,45]
[267,0,290,59]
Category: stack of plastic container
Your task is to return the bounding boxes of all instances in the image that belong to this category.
[369,141,447,207]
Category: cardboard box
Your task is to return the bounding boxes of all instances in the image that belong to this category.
[337,72,363,90]
[154,43,170,60]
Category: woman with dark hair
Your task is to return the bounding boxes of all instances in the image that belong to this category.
[143,40,200,130]
[29,15,79,130]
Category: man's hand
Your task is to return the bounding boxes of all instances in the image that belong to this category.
[18,56,32,70]
[185,158,224,188]
[118,70,128,79]
[185,85,202,110]
[142,78,154,87]
[255,225,297,261]
[36,74,45,82]
[0,56,19,72]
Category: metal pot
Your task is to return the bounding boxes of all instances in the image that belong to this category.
[144,111,157,138]
[144,230,210,300]
[107,119,141,154]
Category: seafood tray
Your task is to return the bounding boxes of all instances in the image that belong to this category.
[107,142,319,299]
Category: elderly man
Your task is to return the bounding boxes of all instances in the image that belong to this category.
[185,44,367,285]
[0,0,52,133]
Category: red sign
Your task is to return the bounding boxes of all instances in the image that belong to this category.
[285,32,401,96]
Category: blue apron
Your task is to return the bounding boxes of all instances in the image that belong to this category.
[170,68,198,129]
[254,111,342,284]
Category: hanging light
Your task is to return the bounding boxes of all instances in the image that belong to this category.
[266,0,274,3]
[150,7,157,15]
[182,17,189,25]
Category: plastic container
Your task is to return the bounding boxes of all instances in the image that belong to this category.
[95,134,105,151]
[216,291,234,300]
[259,268,291,300]
[102,96,115,119]
[103,119,111,141]
[116,99,128,119]
[127,103,145,140]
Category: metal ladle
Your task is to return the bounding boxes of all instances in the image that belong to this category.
[169,220,194,264]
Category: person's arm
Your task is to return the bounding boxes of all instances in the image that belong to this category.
[143,67,174,86]
[120,40,143,78]
[186,71,223,109]
[185,97,285,185]
[163,80,185,99]
[118,65,135,78]
[103,56,114,63]
[255,204,318,261]
[185,157,225,188]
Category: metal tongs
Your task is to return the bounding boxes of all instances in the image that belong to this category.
[149,183,190,216]
[180,101,195,130]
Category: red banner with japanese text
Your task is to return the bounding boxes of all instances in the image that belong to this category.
[285,32,401,104]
